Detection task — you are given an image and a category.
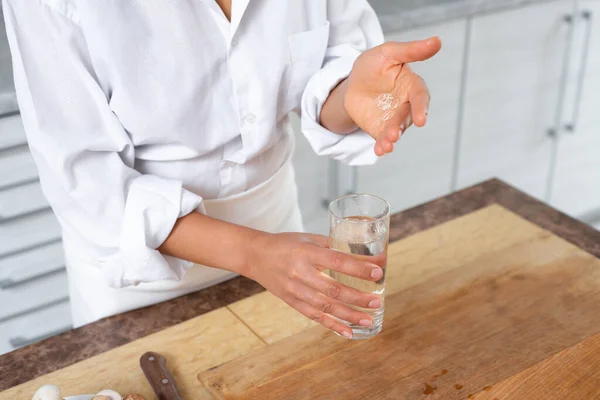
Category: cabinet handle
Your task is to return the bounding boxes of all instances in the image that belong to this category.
[0,204,52,223]
[546,14,577,200]
[0,265,65,289]
[564,10,594,133]
[9,325,72,348]
[0,110,20,119]
[554,13,577,129]
[0,176,40,193]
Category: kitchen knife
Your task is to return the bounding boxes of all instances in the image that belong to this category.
[140,351,183,400]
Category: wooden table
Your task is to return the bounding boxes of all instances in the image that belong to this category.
[1,179,600,399]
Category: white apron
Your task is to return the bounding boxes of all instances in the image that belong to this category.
[64,156,304,327]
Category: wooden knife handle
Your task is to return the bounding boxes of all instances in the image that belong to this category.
[140,351,183,400]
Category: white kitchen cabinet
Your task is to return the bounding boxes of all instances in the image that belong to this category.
[0,146,39,189]
[0,269,68,321]
[0,113,26,150]
[355,19,466,213]
[0,241,64,287]
[0,110,71,356]
[0,300,71,355]
[0,209,62,257]
[0,181,49,220]
[456,1,576,199]
[550,1,600,223]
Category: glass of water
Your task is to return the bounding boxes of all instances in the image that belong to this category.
[329,194,390,340]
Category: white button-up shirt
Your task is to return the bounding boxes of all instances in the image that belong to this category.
[3,0,383,287]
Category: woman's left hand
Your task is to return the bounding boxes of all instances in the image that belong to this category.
[344,37,442,156]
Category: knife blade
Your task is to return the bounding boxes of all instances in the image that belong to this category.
[63,395,94,400]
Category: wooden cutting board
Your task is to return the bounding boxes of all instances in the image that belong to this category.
[0,307,263,400]
[3,205,600,400]
[200,205,600,400]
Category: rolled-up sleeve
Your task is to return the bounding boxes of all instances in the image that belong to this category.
[3,0,202,288]
[300,0,384,166]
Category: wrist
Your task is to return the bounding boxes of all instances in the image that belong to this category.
[243,230,273,280]
[321,78,358,134]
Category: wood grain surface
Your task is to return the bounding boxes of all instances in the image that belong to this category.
[200,206,600,399]
[474,332,600,400]
[4,205,600,400]
[5,179,600,392]
[228,205,542,344]
[0,308,264,400]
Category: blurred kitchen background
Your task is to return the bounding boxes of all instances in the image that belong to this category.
[0,0,598,355]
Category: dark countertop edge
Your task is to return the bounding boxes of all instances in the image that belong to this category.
[377,0,559,32]
[1,178,599,390]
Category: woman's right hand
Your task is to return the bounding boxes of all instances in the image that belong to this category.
[247,232,384,339]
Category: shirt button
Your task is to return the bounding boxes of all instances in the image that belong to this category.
[231,36,239,47]
[244,113,257,124]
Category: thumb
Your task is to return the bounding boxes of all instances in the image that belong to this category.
[380,36,442,64]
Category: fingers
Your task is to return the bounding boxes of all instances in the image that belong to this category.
[291,298,355,338]
[290,282,375,327]
[408,74,430,127]
[374,72,428,156]
[381,36,442,64]
[314,248,383,281]
[300,269,382,309]
[377,103,411,155]
[302,233,330,248]
[379,140,394,154]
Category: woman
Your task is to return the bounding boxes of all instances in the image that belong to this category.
[4,0,441,339]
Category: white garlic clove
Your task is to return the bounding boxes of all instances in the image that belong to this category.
[94,389,121,400]
[32,384,62,400]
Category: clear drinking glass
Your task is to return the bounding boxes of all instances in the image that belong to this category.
[329,194,390,340]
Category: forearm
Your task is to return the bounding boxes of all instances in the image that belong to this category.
[158,203,384,340]
[319,78,358,134]
[158,212,267,277]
